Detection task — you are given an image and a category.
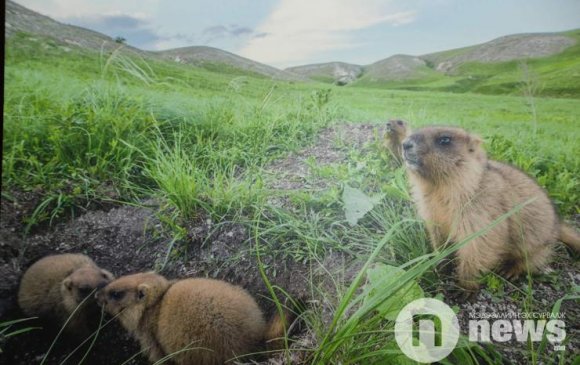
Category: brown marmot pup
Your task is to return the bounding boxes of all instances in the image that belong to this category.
[18,253,114,335]
[97,272,290,365]
[383,119,411,165]
[402,126,580,292]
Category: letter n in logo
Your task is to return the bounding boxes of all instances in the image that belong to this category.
[395,298,460,363]
[413,314,443,347]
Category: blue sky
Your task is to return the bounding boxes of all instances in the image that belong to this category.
[15,0,580,68]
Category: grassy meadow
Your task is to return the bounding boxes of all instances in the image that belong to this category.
[3,32,580,364]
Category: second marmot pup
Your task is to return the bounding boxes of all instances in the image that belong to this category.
[383,119,411,165]
[97,272,290,365]
[402,126,580,292]
[18,253,114,335]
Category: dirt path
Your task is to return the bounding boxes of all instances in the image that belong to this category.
[265,123,385,191]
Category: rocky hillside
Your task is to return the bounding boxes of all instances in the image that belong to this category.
[5,1,141,53]
[288,31,578,86]
[422,33,577,74]
[4,1,298,80]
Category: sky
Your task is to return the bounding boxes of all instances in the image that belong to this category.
[14,0,580,69]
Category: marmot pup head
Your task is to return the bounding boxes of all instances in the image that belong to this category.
[61,266,114,310]
[96,272,170,330]
[386,119,409,139]
[402,126,485,182]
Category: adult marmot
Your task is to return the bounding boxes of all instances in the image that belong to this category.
[402,126,580,292]
[97,272,290,365]
[383,119,411,165]
[18,253,114,335]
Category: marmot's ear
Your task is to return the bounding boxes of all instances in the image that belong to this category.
[468,135,482,152]
[137,284,150,301]
[100,269,115,281]
[63,278,73,291]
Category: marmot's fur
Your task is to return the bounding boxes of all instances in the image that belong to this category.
[402,126,580,292]
[383,119,411,165]
[18,253,114,334]
[97,272,290,365]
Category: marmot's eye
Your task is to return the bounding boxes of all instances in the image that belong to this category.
[109,290,125,301]
[437,136,451,146]
[397,120,403,126]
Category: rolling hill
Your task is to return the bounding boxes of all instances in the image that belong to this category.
[421,33,576,74]
[285,62,363,85]
[154,46,302,80]
[4,0,299,81]
[361,55,438,82]
[288,30,580,96]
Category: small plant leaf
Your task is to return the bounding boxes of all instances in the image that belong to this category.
[342,185,383,226]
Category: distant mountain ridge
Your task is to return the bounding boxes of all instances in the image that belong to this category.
[286,32,577,85]
[5,1,579,95]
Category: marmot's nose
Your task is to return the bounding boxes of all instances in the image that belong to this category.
[402,139,414,151]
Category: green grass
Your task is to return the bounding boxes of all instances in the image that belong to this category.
[3,31,580,364]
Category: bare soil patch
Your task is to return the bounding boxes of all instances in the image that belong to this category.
[0,198,309,364]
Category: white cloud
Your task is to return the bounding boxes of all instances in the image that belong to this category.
[238,0,416,67]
